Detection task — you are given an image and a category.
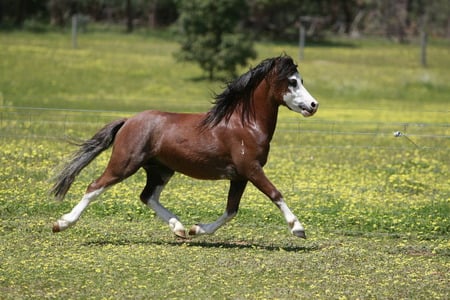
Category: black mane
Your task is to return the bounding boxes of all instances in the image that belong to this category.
[200,55,298,128]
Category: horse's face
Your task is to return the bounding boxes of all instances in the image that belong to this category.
[282,73,318,117]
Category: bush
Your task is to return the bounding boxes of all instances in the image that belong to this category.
[175,0,256,80]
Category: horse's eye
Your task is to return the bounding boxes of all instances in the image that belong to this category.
[289,79,297,87]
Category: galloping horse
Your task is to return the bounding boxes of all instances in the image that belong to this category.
[51,55,318,239]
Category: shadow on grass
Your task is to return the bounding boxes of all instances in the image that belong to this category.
[83,238,320,252]
[167,239,319,252]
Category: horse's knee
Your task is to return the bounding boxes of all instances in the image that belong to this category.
[139,191,150,204]
[140,181,158,204]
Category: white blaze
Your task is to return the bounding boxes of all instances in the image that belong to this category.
[283,73,318,117]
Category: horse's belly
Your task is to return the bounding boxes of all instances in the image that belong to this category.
[156,155,238,181]
[183,164,239,180]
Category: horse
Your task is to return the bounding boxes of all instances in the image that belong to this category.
[50,55,319,239]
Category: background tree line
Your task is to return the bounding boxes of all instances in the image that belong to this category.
[1,0,449,41]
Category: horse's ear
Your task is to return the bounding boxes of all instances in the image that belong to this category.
[275,55,298,82]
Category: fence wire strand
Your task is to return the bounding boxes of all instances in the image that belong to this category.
[1,106,449,147]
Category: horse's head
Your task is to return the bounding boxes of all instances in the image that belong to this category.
[273,56,318,117]
[201,55,318,128]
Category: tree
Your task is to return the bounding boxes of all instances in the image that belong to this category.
[126,0,133,32]
[175,0,256,80]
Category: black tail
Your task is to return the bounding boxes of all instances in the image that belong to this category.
[50,118,127,200]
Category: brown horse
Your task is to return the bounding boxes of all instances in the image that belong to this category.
[51,55,318,239]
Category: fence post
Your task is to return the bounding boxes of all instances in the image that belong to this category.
[420,13,428,67]
[72,14,78,49]
[299,23,305,61]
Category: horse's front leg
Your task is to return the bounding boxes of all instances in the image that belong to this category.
[189,180,247,236]
[248,164,306,239]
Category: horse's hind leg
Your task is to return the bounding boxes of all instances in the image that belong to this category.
[140,165,187,238]
[52,184,107,232]
[53,154,141,232]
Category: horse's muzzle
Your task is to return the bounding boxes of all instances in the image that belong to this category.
[300,101,319,117]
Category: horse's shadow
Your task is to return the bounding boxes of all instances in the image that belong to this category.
[83,238,319,252]
[168,240,319,252]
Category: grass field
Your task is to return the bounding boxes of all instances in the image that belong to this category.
[0,30,449,299]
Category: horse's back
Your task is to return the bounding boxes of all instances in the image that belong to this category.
[117,110,241,179]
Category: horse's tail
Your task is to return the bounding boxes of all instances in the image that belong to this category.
[50,118,127,200]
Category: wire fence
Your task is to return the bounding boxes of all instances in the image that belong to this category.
[1,106,448,210]
[2,105,448,167]
[1,106,449,144]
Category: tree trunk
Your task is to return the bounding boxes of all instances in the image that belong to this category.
[49,0,65,27]
[148,0,157,28]
[0,0,4,24]
[15,0,26,27]
[209,67,214,81]
[126,0,133,33]
[385,0,408,42]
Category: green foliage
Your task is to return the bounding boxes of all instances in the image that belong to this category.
[0,32,449,299]
[175,0,256,79]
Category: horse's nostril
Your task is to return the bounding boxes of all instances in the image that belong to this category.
[311,102,316,108]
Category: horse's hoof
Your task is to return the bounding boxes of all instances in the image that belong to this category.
[188,226,197,236]
[174,229,187,239]
[189,224,203,236]
[293,230,306,239]
[52,222,61,233]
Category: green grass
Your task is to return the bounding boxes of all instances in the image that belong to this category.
[0,31,449,299]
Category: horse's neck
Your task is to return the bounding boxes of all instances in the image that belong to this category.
[249,82,279,142]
